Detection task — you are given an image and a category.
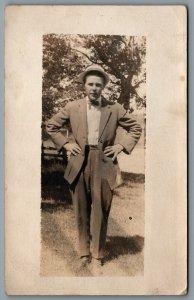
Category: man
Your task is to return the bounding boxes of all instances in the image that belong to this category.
[46,65,142,270]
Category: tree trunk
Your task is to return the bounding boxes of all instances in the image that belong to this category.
[117,78,133,108]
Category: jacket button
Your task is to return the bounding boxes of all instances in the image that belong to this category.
[100,140,103,143]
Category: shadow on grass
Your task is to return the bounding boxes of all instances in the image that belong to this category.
[121,172,145,184]
[41,159,72,206]
[41,182,72,209]
[41,201,71,213]
[105,235,144,262]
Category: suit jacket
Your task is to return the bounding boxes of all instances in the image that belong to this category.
[46,97,142,189]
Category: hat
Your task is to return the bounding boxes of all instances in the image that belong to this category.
[78,65,109,86]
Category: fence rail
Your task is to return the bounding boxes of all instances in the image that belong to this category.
[41,143,65,161]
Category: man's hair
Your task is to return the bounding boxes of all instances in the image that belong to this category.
[83,71,106,86]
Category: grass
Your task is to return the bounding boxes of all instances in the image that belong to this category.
[41,161,145,277]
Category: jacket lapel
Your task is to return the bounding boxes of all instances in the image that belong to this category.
[98,98,112,142]
[77,98,88,143]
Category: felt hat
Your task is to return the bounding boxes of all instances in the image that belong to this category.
[78,64,109,86]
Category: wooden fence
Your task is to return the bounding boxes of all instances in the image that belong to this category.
[41,142,65,162]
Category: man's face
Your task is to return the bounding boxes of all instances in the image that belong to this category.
[84,75,104,101]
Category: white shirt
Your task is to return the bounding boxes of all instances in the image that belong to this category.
[86,96,102,145]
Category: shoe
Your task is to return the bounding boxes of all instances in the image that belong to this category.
[79,256,91,268]
[91,258,103,276]
[92,258,103,267]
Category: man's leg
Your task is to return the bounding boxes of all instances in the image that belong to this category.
[70,172,92,258]
[91,178,113,260]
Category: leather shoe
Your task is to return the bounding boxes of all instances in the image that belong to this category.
[79,256,91,268]
[91,258,103,276]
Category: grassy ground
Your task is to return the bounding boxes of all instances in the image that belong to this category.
[41,165,145,277]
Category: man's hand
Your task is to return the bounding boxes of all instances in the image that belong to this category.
[104,144,124,161]
[63,142,82,156]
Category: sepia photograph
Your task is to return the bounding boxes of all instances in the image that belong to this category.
[41,34,146,277]
[5,6,186,295]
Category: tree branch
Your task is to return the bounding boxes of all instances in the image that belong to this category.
[133,79,145,89]
[71,48,98,64]
[96,48,123,79]
[109,78,120,85]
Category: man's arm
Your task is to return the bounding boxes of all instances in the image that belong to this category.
[104,104,142,160]
[114,104,142,154]
[46,103,82,155]
[46,103,71,151]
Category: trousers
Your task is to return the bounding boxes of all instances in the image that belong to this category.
[70,146,113,259]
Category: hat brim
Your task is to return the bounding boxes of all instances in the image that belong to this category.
[78,69,109,86]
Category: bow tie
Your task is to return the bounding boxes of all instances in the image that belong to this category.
[89,100,100,107]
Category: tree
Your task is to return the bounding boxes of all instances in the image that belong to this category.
[42,34,86,120]
[42,34,146,120]
[73,35,146,109]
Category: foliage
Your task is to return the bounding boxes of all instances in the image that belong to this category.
[42,34,146,121]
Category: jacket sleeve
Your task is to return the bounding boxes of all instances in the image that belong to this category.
[114,104,142,154]
[46,103,71,150]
